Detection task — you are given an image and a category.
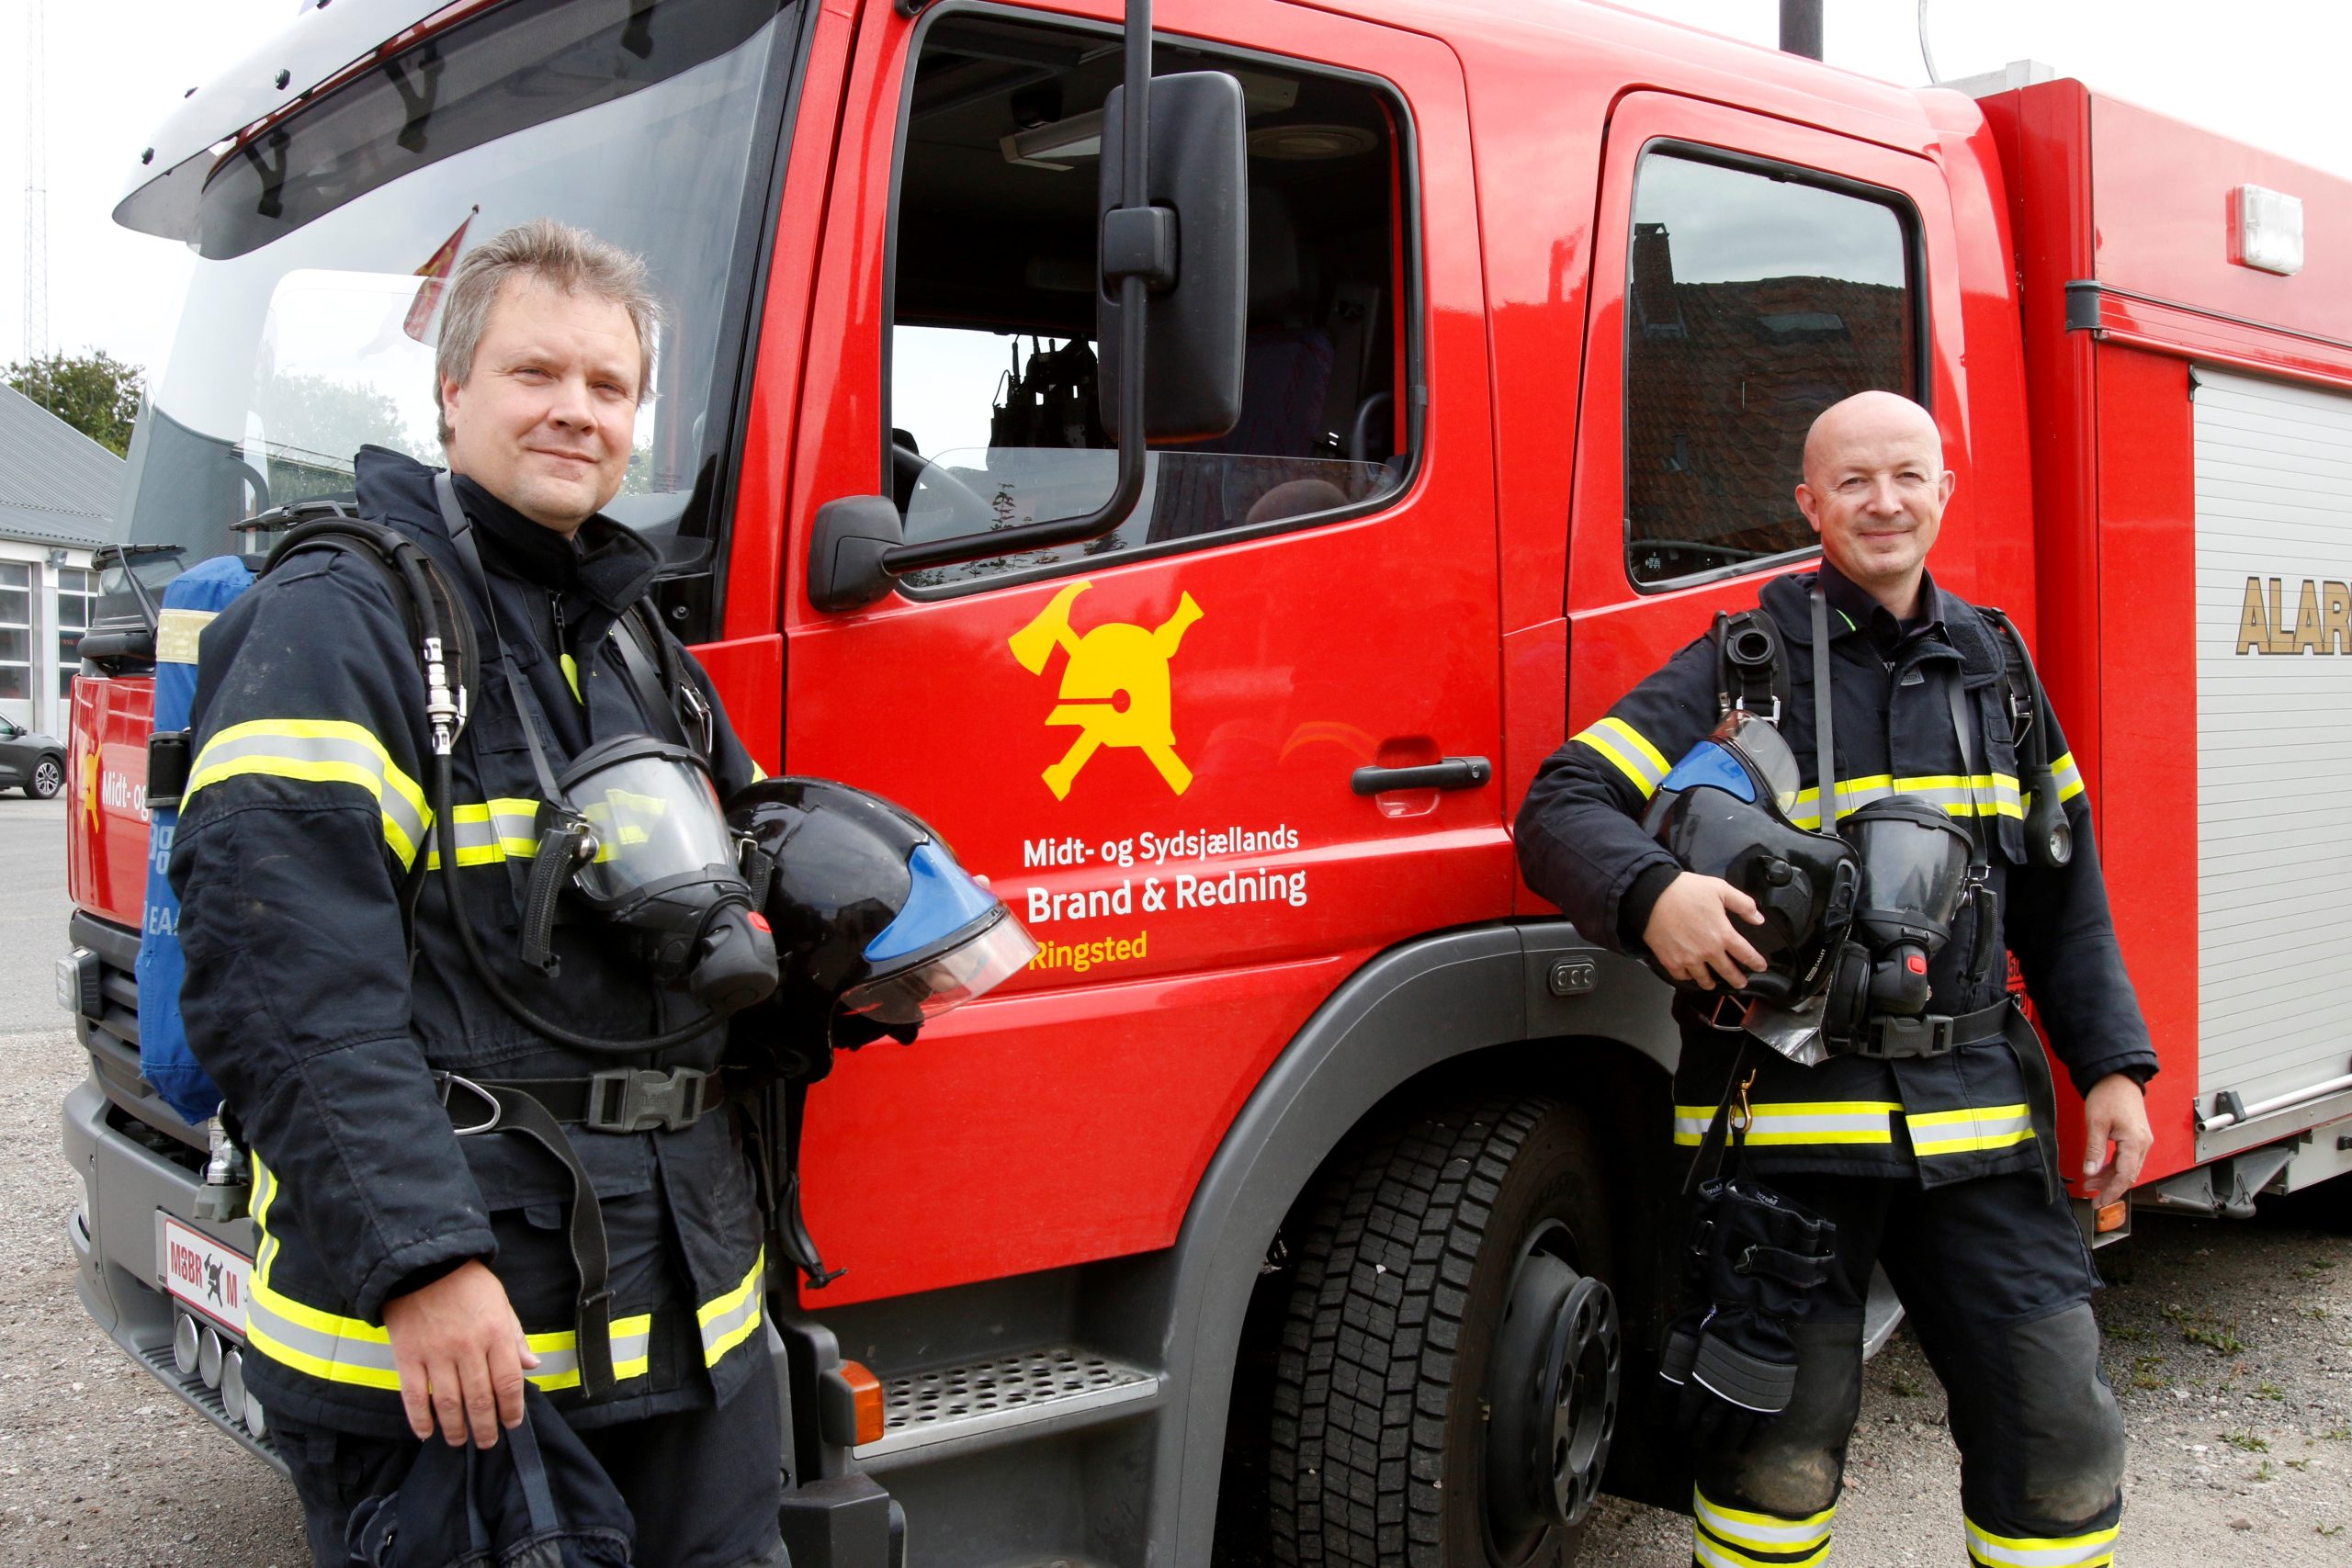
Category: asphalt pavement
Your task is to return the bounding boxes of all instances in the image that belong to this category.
[0,795,74,1036]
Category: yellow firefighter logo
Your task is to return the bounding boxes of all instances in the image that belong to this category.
[1008,580,1203,800]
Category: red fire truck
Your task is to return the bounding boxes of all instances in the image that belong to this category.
[57,1,2352,1563]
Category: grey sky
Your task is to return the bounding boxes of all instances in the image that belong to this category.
[3,0,2348,381]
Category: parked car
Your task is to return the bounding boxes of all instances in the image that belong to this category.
[0,717,65,799]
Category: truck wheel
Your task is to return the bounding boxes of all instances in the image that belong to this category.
[28,755,63,799]
[1270,1095,1621,1568]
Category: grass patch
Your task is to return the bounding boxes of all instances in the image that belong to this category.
[2104,1323,2147,1343]
[2184,1321,2245,1356]
[2222,1430,2269,1453]
[2257,1380,2285,1401]
[2255,1460,2276,1483]
[1889,1370,1924,1399]
[2130,1354,2167,1392]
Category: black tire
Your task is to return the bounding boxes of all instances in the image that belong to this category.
[1269,1094,1617,1568]
[28,755,63,800]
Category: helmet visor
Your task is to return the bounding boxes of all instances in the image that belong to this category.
[1716,711,1804,815]
[567,749,739,905]
[841,910,1040,1026]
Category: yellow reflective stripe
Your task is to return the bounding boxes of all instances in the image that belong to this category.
[1788,773,2023,830]
[749,761,768,783]
[1908,1104,2036,1157]
[1695,1534,1830,1568]
[1573,716,1671,797]
[696,1250,766,1366]
[1693,1488,1834,1565]
[2050,751,2085,805]
[185,718,430,868]
[560,652,582,704]
[425,798,544,870]
[1965,1516,2118,1567]
[523,1315,654,1392]
[1673,1100,1900,1147]
[249,1158,654,1393]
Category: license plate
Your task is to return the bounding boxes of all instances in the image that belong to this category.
[156,1213,252,1336]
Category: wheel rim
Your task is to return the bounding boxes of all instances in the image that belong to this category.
[1481,1220,1622,1557]
[33,760,62,796]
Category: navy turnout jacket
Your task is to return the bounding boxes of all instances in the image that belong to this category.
[1516,566,2158,1184]
[171,447,768,1438]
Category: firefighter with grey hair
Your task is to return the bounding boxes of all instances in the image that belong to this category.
[172,220,787,1566]
[1518,391,2156,1568]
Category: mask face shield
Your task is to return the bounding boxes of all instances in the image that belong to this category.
[840,842,1040,1025]
[560,739,741,911]
[1846,796,1974,945]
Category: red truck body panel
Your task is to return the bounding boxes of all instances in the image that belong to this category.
[65,1,2352,1316]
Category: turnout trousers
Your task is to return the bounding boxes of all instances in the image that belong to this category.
[1689,1172,2127,1568]
[270,1363,787,1568]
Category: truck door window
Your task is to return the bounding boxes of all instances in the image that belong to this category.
[888,16,1413,592]
[1623,150,1917,587]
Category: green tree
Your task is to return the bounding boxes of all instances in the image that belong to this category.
[5,349,145,455]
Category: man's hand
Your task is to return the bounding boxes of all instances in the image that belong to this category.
[381,1259,539,1448]
[2080,1073,2153,1207]
[1642,872,1770,991]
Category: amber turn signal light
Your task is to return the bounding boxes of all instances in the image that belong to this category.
[2095,1201,2129,1234]
[840,1359,886,1447]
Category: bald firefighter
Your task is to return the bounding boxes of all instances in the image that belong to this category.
[1517,392,2157,1568]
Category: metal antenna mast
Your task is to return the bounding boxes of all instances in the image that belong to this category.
[22,0,49,367]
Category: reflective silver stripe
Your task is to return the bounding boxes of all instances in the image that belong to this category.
[2049,751,2085,805]
[1908,1104,2036,1157]
[1964,1517,2118,1567]
[696,1254,765,1366]
[1673,1102,1898,1147]
[426,800,543,869]
[244,1292,403,1390]
[1672,1109,1716,1145]
[184,720,431,867]
[1572,717,1672,798]
[1790,775,2023,830]
[525,1318,655,1391]
[1693,1490,1835,1551]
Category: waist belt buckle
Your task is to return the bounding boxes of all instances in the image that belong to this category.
[584,1067,709,1134]
[1867,1013,1954,1060]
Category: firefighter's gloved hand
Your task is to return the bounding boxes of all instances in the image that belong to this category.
[1658,1175,1838,1450]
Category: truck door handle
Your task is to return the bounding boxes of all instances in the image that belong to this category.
[1350,756,1494,795]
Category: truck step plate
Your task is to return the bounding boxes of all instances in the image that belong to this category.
[856,1346,1158,1460]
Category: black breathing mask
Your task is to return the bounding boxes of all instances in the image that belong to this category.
[518,736,779,1018]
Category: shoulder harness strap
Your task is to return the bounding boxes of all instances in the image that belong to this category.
[1976,605,2073,869]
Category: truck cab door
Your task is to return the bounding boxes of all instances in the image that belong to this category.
[773,1,1498,1304]
[1563,95,1984,738]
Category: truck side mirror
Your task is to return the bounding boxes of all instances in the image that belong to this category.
[807,494,905,614]
[1096,71,1249,442]
[813,4,1247,609]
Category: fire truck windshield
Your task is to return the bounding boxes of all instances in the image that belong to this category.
[116,0,798,574]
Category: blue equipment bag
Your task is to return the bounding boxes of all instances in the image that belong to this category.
[135,556,257,1124]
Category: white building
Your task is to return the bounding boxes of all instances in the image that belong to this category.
[0,384,121,737]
